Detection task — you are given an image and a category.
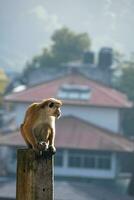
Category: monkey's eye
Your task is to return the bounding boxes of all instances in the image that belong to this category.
[48,102,54,108]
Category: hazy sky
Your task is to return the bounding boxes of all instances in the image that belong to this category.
[0,0,134,72]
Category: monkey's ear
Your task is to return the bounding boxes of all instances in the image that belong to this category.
[40,103,46,109]
[39,100,48,109]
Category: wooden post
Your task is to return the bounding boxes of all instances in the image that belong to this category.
[16,149,54,200]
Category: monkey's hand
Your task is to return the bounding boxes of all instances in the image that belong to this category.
[36,141,48,151]
[48,145,56,154]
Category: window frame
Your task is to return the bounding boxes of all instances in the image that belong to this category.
[57,84,91,100]
[68,151,111,170]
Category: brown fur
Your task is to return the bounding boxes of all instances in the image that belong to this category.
[20,98,62,152]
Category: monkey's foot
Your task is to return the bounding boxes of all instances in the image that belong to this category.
[34,144,56,158]
[48,145,56,154]
[37,141,48,151]
[35,142,49,158]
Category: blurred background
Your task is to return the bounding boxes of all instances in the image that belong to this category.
[0,0,134,199]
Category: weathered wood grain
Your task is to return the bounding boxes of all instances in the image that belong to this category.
[16,149,54,200]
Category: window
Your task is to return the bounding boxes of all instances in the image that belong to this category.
[83,156,95,168]
[97,156,111,170]
[68,155,82,168]
[54,150,63,167]
[57,84,91,100]
[68,151,111,170]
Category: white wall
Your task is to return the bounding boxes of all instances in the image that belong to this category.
[63,105,120,133]
[55,150,117,179]
[15,103,120,133]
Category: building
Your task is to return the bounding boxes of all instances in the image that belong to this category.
[0,69,9,105]
[0,69,9,94]
[1,72,133,181]
[22,47,114,87]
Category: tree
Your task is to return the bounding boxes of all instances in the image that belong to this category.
[116,62,134,136]
[51,27,91,64]
[24,27,91,74]
[117,64,134,100]
[115,59,134,196]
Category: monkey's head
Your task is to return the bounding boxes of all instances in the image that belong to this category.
[39,98,62,119]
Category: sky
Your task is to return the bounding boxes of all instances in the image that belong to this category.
[0,0,134,72]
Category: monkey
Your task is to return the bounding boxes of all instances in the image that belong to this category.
[20,98,62,153]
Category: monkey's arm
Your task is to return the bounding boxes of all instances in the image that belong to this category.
[48,127,56,153]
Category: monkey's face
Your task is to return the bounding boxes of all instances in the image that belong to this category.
[40,98,62,119]
[47,101,62,119]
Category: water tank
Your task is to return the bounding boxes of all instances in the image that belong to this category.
[83,51,94,64]
[98,47,113,69]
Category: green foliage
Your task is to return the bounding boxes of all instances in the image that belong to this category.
[24,27,91,74]
[117,63,134,101]
[116,62,134,136]
[51,27,91,63]
[122,107,134,136]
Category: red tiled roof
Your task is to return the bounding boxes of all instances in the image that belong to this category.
[0,116,134,152]
[5,74,132,108]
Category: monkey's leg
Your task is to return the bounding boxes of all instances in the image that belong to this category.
[48,127,56,153]
[33,124,49,151]
[20,124,32,148]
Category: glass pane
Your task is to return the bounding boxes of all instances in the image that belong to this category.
[68,156,82,168]
[97,157,111,170]
[83,156,95,168]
